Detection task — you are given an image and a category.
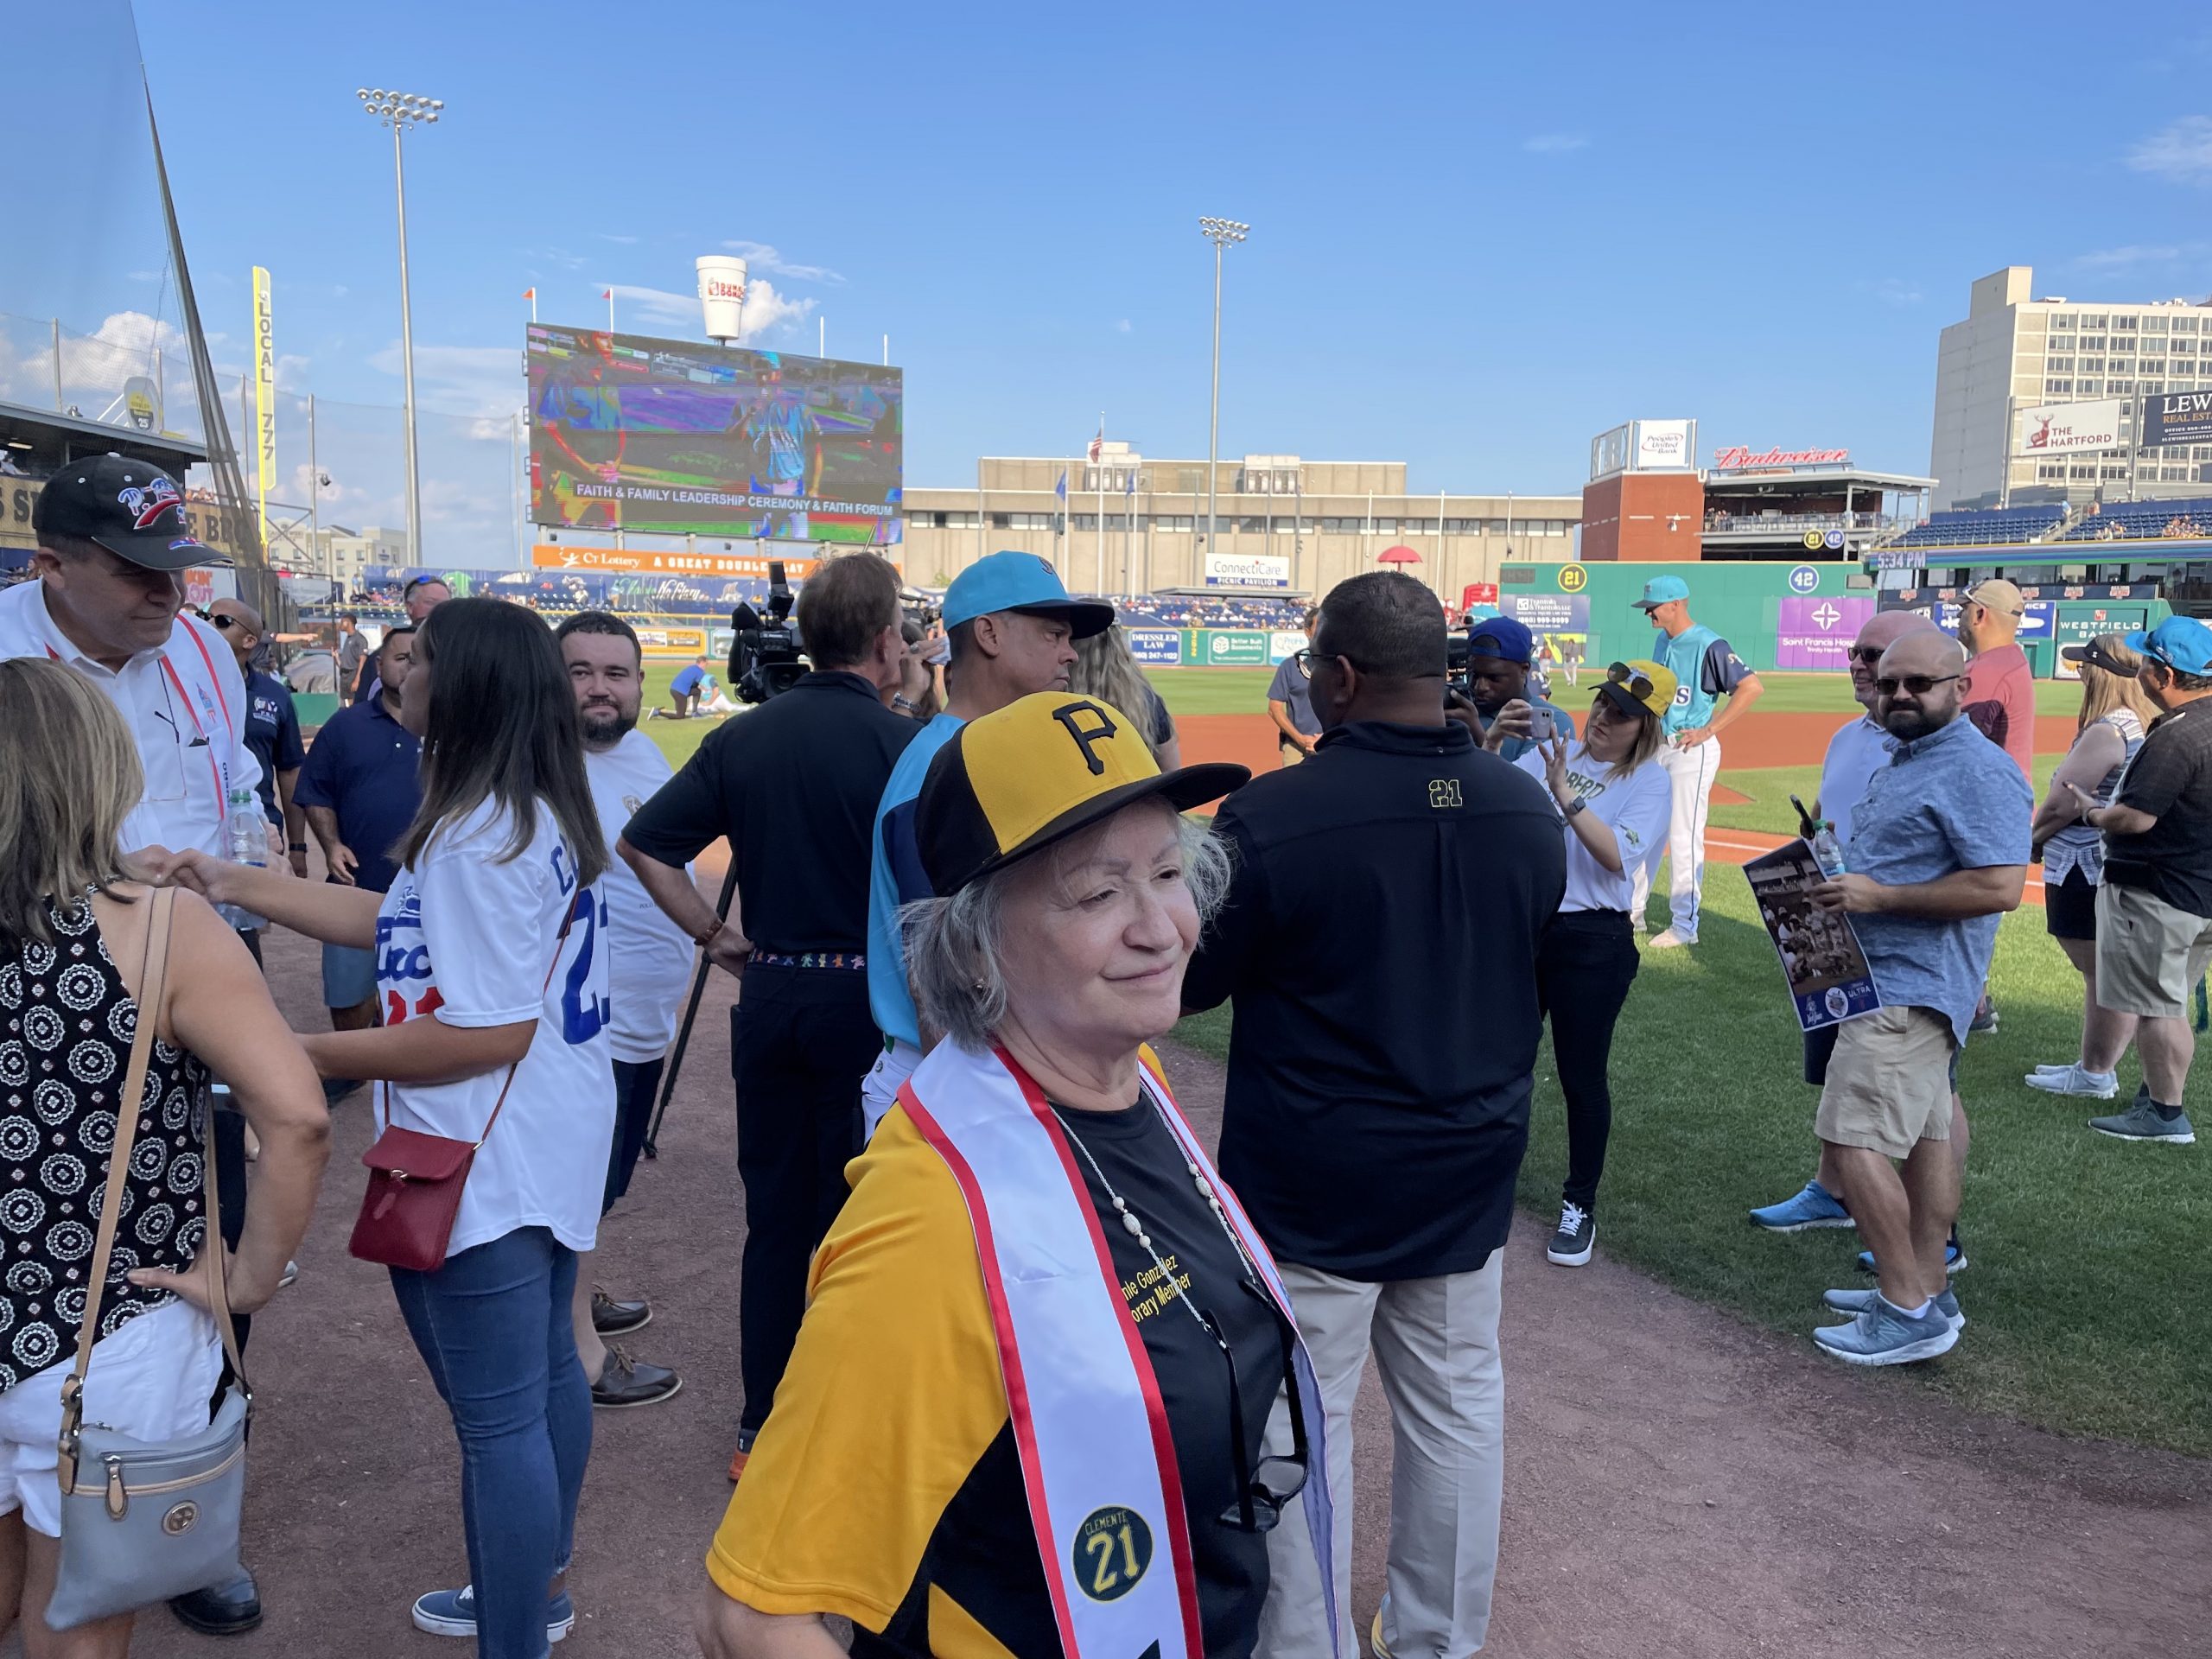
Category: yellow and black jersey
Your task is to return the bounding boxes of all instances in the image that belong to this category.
[706,1098,1281,1659]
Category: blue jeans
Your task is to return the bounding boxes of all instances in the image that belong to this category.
[390,1227,593,1659]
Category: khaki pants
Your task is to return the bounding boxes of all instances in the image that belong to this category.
[1281,740,1308,766]
[1258,1253,1506,1659]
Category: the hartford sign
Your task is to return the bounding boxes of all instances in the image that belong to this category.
[1712,445,1850,470]
[2012,397,2126,457]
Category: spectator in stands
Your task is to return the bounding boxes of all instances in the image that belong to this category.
[1631,576,1764,949]
[1184,573,1564,1659]
[2070,616,2212,1146]
[1266,607,1323,765]
[1459,615,1565,764]
[2025,635,2157,1100]
[1959,579,2037,780]
[337,611,367,703]
[861,552,1108,1137]
[1071,623,1179,768]
[1808,631,2029,1363]
[210,598,308,887]
[292,626,422,1103]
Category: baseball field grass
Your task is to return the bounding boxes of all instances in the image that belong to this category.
[1173,868,2212,1458]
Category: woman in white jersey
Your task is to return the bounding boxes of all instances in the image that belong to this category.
[1515,659,1675,1269]
[164,599,613,1658]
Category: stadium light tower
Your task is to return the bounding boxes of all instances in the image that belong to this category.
[358,87,443,562]
[1198,216,1249,558]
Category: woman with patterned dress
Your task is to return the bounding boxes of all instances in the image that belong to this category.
[0,659,327,1654]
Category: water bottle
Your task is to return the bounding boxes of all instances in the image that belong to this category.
[1809,819,1847,880]
[219,786,268,931]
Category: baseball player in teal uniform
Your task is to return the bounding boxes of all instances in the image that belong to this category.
[1629,575,1764,946]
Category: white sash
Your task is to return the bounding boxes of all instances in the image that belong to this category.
[899,1042,1339,1659]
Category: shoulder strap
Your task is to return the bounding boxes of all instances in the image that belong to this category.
[382,870,581,1154]
[60,890,247,1474]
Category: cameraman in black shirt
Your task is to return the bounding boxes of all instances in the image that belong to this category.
[619,553,919,1478]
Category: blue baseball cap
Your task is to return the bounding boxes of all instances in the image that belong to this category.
[941,551,1114,639]
[2126,614,2212,677]
[1465,615,1535,664]
[1635,575,1691,611]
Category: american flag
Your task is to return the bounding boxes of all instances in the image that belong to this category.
[1087,419,1104,464]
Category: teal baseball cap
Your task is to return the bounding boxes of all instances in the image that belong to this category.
[2126,614,2212,677]
[941,550,1115,639]
[1635,575,1691,611]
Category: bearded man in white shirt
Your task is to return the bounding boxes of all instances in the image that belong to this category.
[556,611,695,1410]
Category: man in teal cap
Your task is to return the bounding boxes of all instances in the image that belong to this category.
[860,553,1115,1133]
[1630,575,1764,945]
[2069,613,2212,1146]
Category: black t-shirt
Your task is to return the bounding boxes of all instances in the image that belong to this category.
[620,671,920,954]
[2105,701,2212,918]
[1183,720,1567,1281]
[1049,1097,1278,1659]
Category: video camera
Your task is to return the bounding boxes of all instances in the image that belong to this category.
[728,561,807,702]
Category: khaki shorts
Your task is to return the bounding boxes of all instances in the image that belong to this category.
[1280,741,1307,766]
[2095,881,2212,1021]
[1815,1005,1955,1159]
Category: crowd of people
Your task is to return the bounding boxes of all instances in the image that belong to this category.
[2,453,2209,1658]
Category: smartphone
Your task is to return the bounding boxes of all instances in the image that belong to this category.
[1527,705,1555,743]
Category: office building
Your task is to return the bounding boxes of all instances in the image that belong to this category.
[1930,265,2212,511]
[901,449,1580,599]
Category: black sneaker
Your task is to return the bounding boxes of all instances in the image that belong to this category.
[1546,1201,1595,1267]
[591,1287,651,1335]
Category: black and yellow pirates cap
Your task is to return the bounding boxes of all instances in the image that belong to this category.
[916,692,1249,897]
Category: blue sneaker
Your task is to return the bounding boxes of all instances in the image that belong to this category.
[411,1585,575,1643]
[1823,1285,1965,1333]
[1748,1179,1853,1232]
[1813,1294,1960,1365]
[1856,1236,1966,1276]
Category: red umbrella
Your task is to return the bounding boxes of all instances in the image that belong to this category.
[1377,544,1421,566]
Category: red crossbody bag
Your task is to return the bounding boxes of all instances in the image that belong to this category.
[348,901,575,1272]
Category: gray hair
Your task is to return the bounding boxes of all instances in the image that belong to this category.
[899,808,1233,1053]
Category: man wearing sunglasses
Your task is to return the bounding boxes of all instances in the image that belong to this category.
[1630,575,1764,948]
[207,599,309,882]
[1806,631,2030,1364]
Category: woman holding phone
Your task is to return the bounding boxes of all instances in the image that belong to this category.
[160,598,613,1659]
[1515,660,1675,1269]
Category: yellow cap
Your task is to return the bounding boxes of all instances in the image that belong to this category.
[917,693,1249,895]
[1599,658,1678,721]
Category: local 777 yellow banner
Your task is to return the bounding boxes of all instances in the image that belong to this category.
[252,266,275,550]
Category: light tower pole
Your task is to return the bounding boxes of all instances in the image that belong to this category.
[1198,217,1249,562]
[358,87,443,562]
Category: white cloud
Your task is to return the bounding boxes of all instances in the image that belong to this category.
[2072,244,2183,270]
[1522,132,1589,154]
[1853,276,1923,308]
[1116,319,1133,334]
[595,232,639,245]
[604,278,817,342]
[2127,116,2212,185]
[721,240,843,283]
[367,341,523,418]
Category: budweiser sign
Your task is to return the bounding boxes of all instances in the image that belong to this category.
[1712,445,1850,469]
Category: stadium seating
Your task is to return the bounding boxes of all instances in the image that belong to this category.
[2060,498,2212,543]
[1891,505,2067,550]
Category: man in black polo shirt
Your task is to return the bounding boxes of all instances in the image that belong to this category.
[2072,614,2212,1145]
[619,553,918,1478]
[1183,571,1564,1659]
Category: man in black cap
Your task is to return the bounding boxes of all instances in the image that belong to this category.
[0,454,283,1636]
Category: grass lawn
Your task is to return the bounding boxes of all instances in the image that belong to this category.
[1711,757,2065,839]
[1174,867,2211,1457]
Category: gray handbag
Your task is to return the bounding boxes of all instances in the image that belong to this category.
[47,888,251,1631]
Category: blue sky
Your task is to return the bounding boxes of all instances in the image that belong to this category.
[7,3,2212,547]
